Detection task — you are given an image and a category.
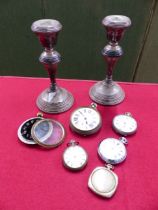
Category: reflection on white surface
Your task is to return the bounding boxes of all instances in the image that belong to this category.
[34,121,53,142]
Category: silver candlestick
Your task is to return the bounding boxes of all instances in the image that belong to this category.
[89,15,131,105]
[31,19,74,113]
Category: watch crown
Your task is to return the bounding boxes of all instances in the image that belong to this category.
[106,164,114,170]
[119,137,128,145]
[37,112,44,118]
[67,140,79,146]
[91,103,97,109]
[125,112,132,117]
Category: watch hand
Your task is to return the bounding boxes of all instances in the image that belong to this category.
[84,117,88,124]
[79,111,84,116]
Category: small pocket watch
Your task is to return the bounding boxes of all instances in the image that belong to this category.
[63,140,88,171]
[70,103,102,135]
[98,137,128,165]
[112,112,137,136]
[18,113,65,148]
[88,164,118,198]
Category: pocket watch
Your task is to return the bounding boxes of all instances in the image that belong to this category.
[18,113,65,148]
[70,103,102,135]
[98,137,128,165]
[88,164,118,198]
[112,112,137,136]
[17,112,43,145]
[63,140,88,171]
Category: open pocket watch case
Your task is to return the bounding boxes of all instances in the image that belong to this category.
[18,113,65,148]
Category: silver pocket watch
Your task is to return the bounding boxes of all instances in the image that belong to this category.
[70,103,102,135]
[18,113,65,148]
[112,112,137,136]
[17,112,43,145]
[63,140,88,171]
[98,137,128,165]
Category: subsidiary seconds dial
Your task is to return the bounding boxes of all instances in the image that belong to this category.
[70,103,102,135]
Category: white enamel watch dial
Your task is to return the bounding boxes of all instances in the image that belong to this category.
[70,103,102,135]
[98,137,128,165]
[112,112,137,136]
[63,140,88,171]
[88,164,118,198]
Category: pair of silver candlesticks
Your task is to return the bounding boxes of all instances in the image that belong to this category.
[31,15,131,113]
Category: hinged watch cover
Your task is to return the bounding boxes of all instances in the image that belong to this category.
[18,113,65,148]
[88,164,118,198]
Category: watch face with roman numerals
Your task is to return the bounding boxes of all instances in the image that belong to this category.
[98,138,127,165]
[70,106,102,135]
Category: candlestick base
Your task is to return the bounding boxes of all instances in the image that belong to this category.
[89,80,125,105]
[36,86,74,113]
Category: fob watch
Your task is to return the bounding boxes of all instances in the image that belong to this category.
[63,140,88,171]
[70,103,102,135]
[18,113,65,148]
[88,164,118,198]
[112,112,137,136]
[98,137,128,165]
[17,112,43,145]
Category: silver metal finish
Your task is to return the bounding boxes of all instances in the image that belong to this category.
[70,104,102,135]
[88,164,118,198]
[89,15,131,105]
[98,137,127,165]
[63,140,88,171]
[31,19,74,113]
[112,113,137,136]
